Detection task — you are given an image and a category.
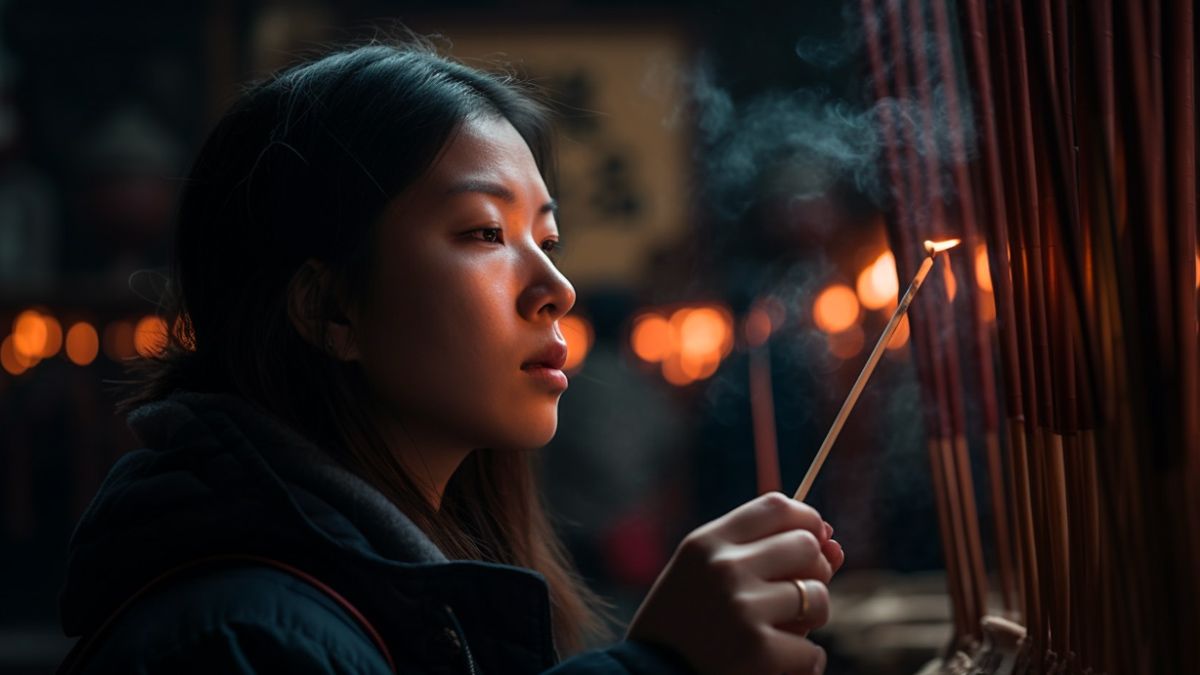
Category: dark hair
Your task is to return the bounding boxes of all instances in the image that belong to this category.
[119,40,612,654]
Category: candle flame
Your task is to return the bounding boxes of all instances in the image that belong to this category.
[924,238,962,256]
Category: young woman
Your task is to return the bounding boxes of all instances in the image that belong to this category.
[57,41,844,675]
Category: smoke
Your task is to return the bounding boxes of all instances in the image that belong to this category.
[673,2,977,224]
[792,3,865,70]
[693,66,881,213]
[794,35,856,70]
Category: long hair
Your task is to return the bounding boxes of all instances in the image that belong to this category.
[117,39,612,655]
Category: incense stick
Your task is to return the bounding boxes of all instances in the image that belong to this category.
[793,240,960,501]
[749,342,782,494]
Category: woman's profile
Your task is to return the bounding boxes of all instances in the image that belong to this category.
[56,39,844,675]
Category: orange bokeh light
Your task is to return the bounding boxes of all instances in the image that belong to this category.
[976,245,993,292]
[560,315,593,371]
[661,353,693,386]
[680,351,721,380]
[678,307,732,361]
[1,335,36,375]
[66,323,100,366]
[103,321,136,362]
[40,315,63,358]
[744,306,773,347]
[828,325,865,360]
[633,304,734,386]
[668,307,692,341]
[979,290,997,323]
[857,251,899,310]
[943,259,958,301]
[813,284,861,334]
[135,316,170,358]
[887,315,911,350]
[670,306,732,384]
[631,314,672,363]
[12,310,48,358]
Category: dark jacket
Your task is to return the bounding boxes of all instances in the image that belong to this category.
[58,391,696,674]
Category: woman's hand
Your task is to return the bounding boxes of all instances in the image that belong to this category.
[625,492,844,675]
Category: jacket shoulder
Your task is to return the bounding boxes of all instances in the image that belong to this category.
[77,564,394,675]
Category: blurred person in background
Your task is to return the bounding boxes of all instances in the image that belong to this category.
[56,39,844,675]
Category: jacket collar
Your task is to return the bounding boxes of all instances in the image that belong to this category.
[59,390,558,671]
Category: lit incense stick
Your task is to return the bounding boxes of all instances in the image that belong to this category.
[793,238,961,500]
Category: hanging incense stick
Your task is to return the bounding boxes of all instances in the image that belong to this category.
[793,239,960,501]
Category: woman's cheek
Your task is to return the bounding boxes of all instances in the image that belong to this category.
[354,304,434,409]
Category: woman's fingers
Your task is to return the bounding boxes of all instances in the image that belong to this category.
[704,492,824,545]
[822,537,845,574]
[735,528,833,584]
[737,579,832,630]
[761,624,828,674]
[627,493,837,675]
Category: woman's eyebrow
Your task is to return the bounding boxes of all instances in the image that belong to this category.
[445,179,557,214]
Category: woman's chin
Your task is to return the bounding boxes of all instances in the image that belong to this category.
[498,414,558,450]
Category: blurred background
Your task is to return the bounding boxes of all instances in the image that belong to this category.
[0,1,992,672]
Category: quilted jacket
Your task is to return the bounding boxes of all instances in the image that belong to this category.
[56,391,696,674]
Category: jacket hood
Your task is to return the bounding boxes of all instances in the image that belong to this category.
[59,390,452,638]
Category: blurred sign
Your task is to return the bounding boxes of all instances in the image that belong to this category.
[446,26,690,289]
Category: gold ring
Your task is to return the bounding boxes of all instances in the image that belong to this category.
[792,579,810,622]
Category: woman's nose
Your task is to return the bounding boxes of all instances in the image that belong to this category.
[517,247,576,321]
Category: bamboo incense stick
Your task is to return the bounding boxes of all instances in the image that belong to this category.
[793,239,961,501]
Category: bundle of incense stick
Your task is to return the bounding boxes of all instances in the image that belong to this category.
[851,1,1198,673]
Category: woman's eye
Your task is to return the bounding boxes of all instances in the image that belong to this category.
[542,239,564,262]
[470,228,503,244]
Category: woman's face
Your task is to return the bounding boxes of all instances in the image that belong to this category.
[349,115,575,454]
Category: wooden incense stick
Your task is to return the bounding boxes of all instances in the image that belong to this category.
[794,239,960,500]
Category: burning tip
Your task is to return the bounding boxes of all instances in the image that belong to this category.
[924,238,962,256]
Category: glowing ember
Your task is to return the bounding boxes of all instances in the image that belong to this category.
[924,238,962,255]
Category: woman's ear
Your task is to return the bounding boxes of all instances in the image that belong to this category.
[287,259,361,362]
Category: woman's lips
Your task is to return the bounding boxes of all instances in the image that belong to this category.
[521,338,569,391]
[522,364,568,391]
